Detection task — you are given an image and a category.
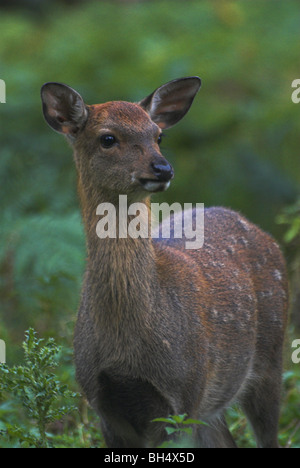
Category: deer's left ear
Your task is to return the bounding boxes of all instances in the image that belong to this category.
[41,82,88,138]
[139,77,201,129]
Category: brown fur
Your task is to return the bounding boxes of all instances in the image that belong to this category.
[41,78,288,448]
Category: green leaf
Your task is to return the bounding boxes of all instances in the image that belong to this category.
[152,417,177,425]
[171,414,187,424]
[183,418,209,426]
[165,427,178,435]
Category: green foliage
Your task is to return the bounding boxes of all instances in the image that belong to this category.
[226,407,256,448]
[277,199,300,244]
[279,368,300,448]
[276,200,300,329]
[0,328,77,447]
[0,212,85,345]
[226,365,300,448]
[153,413,208,448]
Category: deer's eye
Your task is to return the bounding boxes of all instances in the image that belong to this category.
[100,134,117,148]
[157,134,165,145]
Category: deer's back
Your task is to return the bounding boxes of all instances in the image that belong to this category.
[154,206,288,364]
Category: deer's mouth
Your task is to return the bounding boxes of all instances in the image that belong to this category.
[139,178,171,192]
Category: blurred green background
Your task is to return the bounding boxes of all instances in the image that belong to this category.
[0,0,299,447]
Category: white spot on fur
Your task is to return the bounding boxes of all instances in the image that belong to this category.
[273,270,282,281]
[228,235,238,246]
[258,290,274,299]
[239,237,248,246]
[239,219,251,231]
[162,339,171,350]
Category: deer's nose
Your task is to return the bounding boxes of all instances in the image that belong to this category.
[151,160,174,182]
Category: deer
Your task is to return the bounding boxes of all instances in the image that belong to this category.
[41,77,288,448]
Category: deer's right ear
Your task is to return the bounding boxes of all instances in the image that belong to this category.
[41,83,88,137]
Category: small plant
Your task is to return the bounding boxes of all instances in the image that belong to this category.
[276,199,300,244]
[0,328,77,448]
[153,413,207,448]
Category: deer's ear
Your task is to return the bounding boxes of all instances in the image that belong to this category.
[41,82,88,138]
[139,77,201,129]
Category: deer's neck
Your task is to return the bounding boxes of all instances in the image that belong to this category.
[78,180,157,327]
